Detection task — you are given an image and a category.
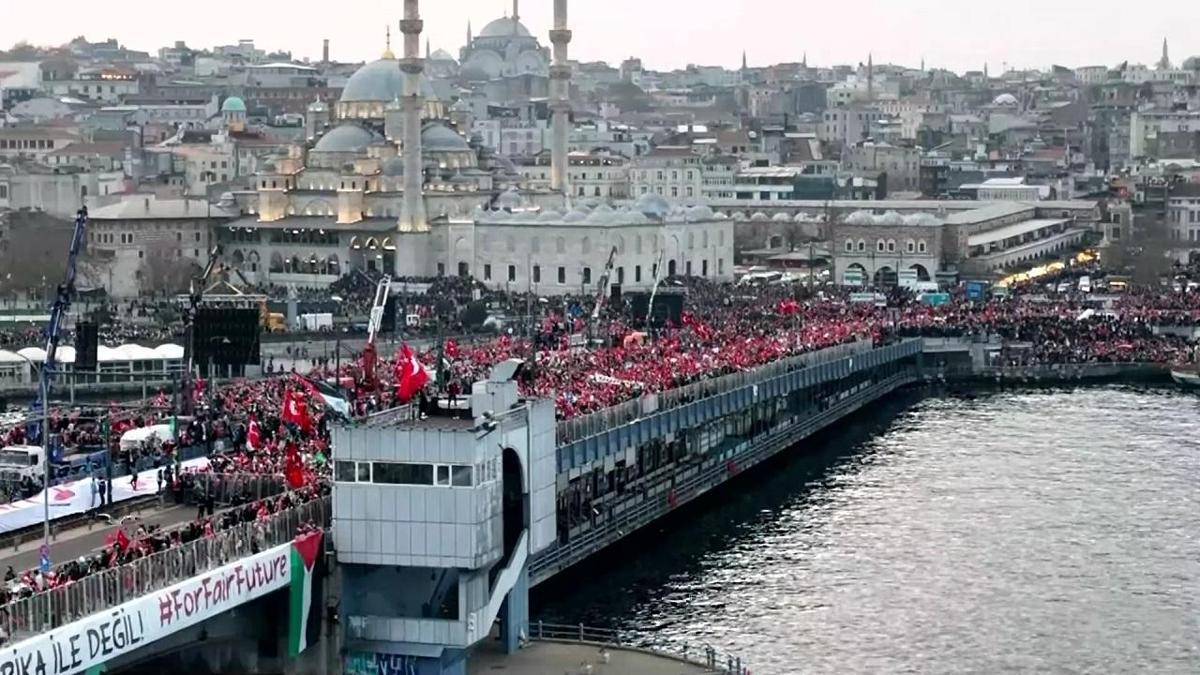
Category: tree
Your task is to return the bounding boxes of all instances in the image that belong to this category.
[0,212,71,297]
[139,240,201,296]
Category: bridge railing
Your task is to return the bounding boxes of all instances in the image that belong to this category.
[0,495,331,643]
[555,339,874,444]
[531,621,749,675]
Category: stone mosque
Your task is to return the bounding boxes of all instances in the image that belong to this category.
[219,0,734,293]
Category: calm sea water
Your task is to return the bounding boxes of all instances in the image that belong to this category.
[535,387,1200,674]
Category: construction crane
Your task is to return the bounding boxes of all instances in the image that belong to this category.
[590,245,619,322]
[34,206,88,575]
[179,244,224,416]
[359,276,393,391]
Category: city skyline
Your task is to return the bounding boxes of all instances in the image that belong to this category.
[3,0,1199,74]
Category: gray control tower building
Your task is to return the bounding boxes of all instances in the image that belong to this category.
[332,360,557,674]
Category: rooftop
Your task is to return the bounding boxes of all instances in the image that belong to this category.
[968,218,1069,248]
[89,196,238,220]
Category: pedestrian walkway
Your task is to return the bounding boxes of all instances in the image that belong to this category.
[0,503,192,571]
[469,639,719,675]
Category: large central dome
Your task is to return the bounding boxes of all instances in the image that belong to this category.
[341,58,404,103]
[479,17,532,38]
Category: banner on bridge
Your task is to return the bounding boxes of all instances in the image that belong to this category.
[0,542,290,675]
[0,458,210,534]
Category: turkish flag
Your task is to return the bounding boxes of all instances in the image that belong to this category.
[395,343,430,403]
[284,442,305,489]
[281,390,313,433]
[247,416,261,451]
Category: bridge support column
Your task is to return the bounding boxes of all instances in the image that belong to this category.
[499,566,530,654]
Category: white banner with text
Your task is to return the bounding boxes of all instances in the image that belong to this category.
[0,541,291,675]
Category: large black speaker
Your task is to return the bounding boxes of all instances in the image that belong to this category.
[194,307,261,367]
[75,321,99,371]
[381,297,398,335]
[624,290,685,328]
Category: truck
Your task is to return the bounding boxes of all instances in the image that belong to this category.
[0,445,46,484]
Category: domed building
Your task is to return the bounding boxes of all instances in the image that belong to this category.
[211,2,734,294]
[460,2,549,82]
[220,96,247,132]
[336,52,444,122]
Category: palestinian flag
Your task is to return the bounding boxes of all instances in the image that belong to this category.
[288,530,325,656]
[295,375,351,419]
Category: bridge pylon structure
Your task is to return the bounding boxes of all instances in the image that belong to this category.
[332,359,556,674]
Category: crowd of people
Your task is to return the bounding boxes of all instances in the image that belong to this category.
[2,268,1200,618]
[0,484,328,619]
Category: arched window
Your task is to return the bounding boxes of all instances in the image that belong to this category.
[887,239,896,253]
[581,236,591,254]
[857,239,866,252]
[918,240,928,253]
[845,239,854,252]
[905,239,915,254]
[877,239,886,253]
[687,233,695,250]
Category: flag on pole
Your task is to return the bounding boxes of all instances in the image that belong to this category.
[247,416,261,451]
[288,530,324,656]
[294,375,351,418]
[394,343,430,403]
[283,441,305,489]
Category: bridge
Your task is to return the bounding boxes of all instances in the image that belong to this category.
[0,337,925,675]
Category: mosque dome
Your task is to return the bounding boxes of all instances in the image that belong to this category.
[313,124,382,153]
[496,187,522,210]
[993,93,1019,107]
[430,49,458,64]
[421,123,470,151]
[340,58,436,103]
[634,194,671,219]
[381,156,405,176]
[479,17,532,38]
[221,96,246,113]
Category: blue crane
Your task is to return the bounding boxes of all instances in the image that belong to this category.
[31,205,88,575]
[32,206,89,452]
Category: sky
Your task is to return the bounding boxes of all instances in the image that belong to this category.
[3,0,1198,74]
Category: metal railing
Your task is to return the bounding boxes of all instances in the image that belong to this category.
[0,495,331,642]
[532,372,915,583]
[187,472,289,506]
[555,340,874,444]
[531,621,750,675]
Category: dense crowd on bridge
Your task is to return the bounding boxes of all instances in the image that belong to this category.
[2,268,1200,620]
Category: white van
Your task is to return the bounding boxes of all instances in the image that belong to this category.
[1078,276,1092,294]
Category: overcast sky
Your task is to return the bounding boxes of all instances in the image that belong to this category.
[4,0,1198,73]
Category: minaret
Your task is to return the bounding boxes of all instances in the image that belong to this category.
[867,52,874,101]
[399,0,428,233]
[741,50,747,71]
[467,20,473,43]
[549,0,572,195]
[1158,37,1171,70]
[426,39,431,60]
[802,52,807,68]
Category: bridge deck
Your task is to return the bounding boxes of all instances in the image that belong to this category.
[0,504,196,573]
